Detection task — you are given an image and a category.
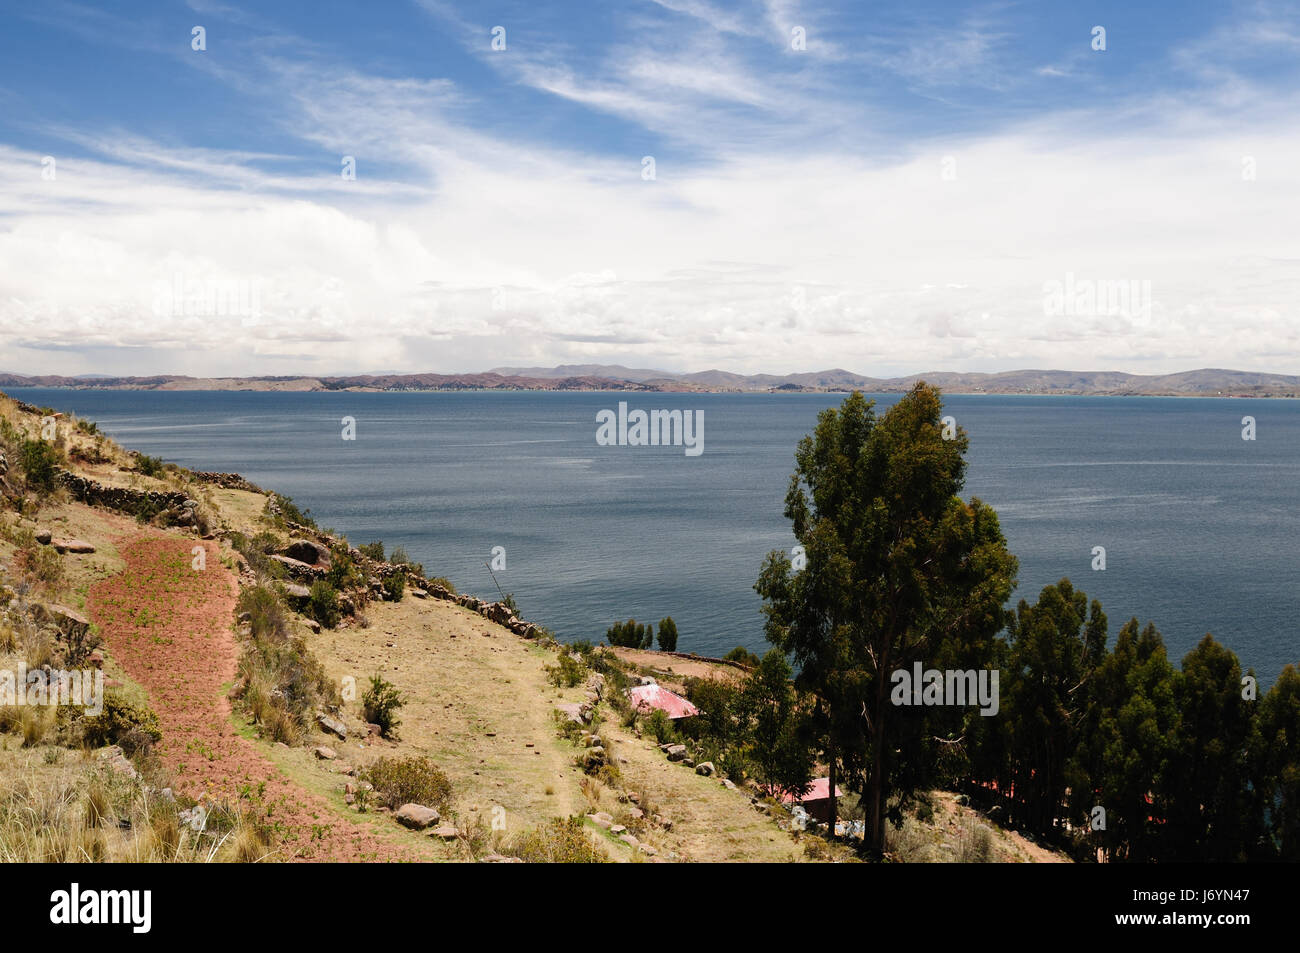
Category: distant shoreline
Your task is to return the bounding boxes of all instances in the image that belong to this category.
[4,384,1297,400]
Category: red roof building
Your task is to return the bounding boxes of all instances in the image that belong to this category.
[627,684,700,719]
[780,777,844,823]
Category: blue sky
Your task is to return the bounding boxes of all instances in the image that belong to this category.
[2,0,1299,376]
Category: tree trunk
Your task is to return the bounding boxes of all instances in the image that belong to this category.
[827,739,838,835]
[868,670,887,856]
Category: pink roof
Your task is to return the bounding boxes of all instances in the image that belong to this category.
[781,777,843,805]
[627,684,700,719]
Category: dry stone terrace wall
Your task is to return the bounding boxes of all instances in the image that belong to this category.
[54,467,192,513]
[191,471,266,493]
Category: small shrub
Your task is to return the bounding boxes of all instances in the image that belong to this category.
[19,439,60,494]
[381,573,405,602]
[506,816,607,863]
[135,454,166,479]
[643,708,676,744]
[361,673,404,739]
[308,580,340,629]
[81,693,163,755]
[363,756,452,811]
[723,645,761,668]
[358,541,385,561]
[545,652,587,689]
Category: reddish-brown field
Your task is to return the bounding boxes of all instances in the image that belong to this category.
[88,534,418,861]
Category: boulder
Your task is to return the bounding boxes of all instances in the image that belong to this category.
[430,825,460,841]
[283,539,331,565]
[619,834,639,848]
[316,712,347,740]
[97,745,138,780]
[695,761,715,777]
[665,745,687,762]
[395,804,441,829]
[283,583,312,600]
[480,854,524,863]
[34,603,91,638]
[313,746,337,760]
[35,529,52,545]
[410,588,428,599]
[52,538,95,554]
[589,812,614,830]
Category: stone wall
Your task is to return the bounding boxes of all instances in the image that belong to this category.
[53,467,192,513]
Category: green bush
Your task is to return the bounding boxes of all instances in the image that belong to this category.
[643,707,676,744]
[362,673,404,738]
[358,541,385,561]
[382,573,405,602]
[723,645,761,668]
[545,652,587,688]
[81,693,163,755]
[268,493,316,528]
[388,546,425,577]
[507,816,608,863]
[19,439,59,494]
[363,755,452,811]
[240,584,289,640]
[308,580,340,628]
[135,453,166,478]
[325,545,364,592]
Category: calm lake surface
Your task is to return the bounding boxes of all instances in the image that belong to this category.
[12,388,1299,683]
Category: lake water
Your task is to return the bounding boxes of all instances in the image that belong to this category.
[11,388,1299,684]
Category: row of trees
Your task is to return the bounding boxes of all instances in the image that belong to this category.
[606,616,678,652]
[753,383,1300,861]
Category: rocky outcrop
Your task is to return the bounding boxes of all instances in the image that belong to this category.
[282,539,330,565]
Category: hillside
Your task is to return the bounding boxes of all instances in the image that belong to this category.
[0,389,1070,863]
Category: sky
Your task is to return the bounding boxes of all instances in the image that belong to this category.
[1,0,1298,378]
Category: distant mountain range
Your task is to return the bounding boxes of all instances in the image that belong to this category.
[1,367,1298,396]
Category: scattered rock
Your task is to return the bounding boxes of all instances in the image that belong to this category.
[96,745,138,780]
[410,588,427,599]
[619,833,639,848]
[590,812,614,830]
[480,853,524,863]
[52,538,95,554]
[313,746,337,760]
[429,825,460,841]
[35,529,52,545]
[316,712,347,740]
[665,744,687,762]
[695,761,715,777]
[396,804,441,829]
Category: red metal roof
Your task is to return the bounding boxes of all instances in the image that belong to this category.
[627,684,700,719]
[781,777,843,804]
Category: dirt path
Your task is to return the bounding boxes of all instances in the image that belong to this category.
[88,533,420,862]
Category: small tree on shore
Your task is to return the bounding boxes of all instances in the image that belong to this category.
[657,617,679,652]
